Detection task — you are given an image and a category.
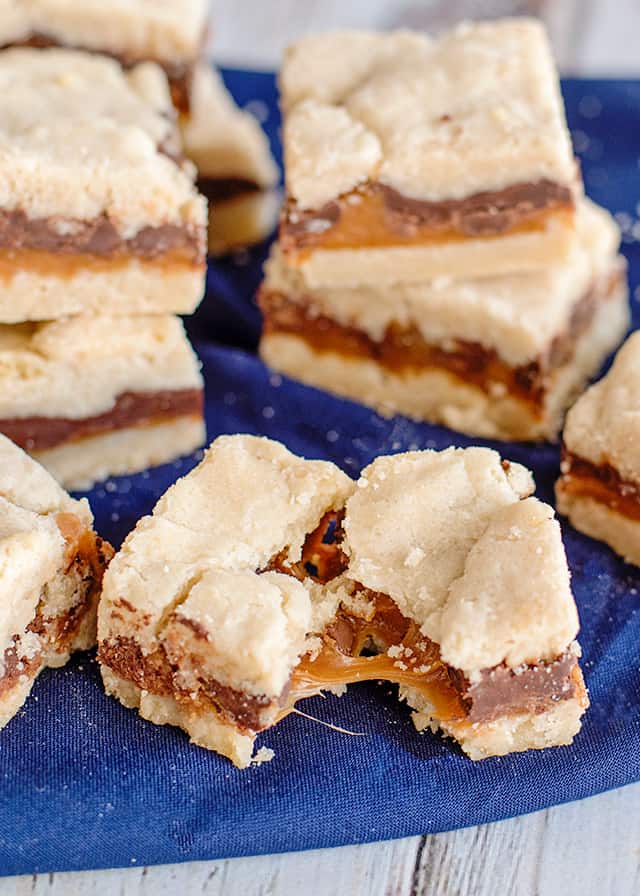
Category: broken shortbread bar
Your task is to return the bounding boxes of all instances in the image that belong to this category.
[0,315,205,490]
[0,48,207,322]
[0,0,209,112]
[260,199,628,441]
[556,331,640,565]
[279,20,579,288]
[0,433,112,729]
[98,435,587,767]
[181,65,280,255]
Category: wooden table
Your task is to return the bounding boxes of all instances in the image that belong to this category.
[3,2,640,892]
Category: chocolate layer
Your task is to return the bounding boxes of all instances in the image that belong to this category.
[381,181,573,237]
[0,641,42,698]
[461,653,578,723]
[281,179,574,251]
[1,388,204,452]
[259,270,616,411]
[198,177,261,204]
[97,636,279,732]
[559,448,640,522]
[0,209,205,264]
[2,33,197,112]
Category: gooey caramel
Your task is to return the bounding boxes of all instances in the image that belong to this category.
[281,181,574,256]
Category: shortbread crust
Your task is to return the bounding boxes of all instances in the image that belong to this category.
[0,49,205,232]
[556,331,640,564]
[0,434,112,728]
[34,418,206,492]
[98,436,587,766]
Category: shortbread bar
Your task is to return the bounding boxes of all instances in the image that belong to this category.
[0,0,209,111]
[0,434,112,729]
[556,331,640,564]
[98,435,587,767]
[0,49,207,322]
[0,315,205,490]
[260,199,628,441]
[181,65,280,254]
[278,21,579,288]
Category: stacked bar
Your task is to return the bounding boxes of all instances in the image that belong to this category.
[0,434,112,728]
[0,0,280,254]
[98,435,587,768]
[259,21,629,441]
[0,47,207,488]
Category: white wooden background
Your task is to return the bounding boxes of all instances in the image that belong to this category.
[3,2,640,893]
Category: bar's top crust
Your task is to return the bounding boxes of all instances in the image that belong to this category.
[342,448,579,680]
[98,435,354,698]
[264,199,621,367]
[280,20,575,210]
[0,315,203,420]
[181,64,279,189]
[0,48,206,233]
[100,435,581,699]
[562,331,640,483]
[0,434,93,665]
[0,0,209,64]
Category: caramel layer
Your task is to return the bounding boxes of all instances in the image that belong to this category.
[289,591,578,726]
[259,270,616,412]
[0,388,204,452]
[281,180,574,255]
[0,246,205,283]
[559,449,640,522]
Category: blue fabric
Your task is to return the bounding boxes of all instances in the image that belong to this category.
[1,73,639,877]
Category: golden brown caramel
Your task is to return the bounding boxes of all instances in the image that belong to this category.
[559,451,640,522]
[283,593,469,725]
[281,182,574,256]
[0,247,204,282]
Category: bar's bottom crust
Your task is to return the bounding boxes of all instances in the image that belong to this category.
[1,520,111,729]
[101,667,257,768]
[33,417,206,491]
[207,189,280,256]
[0,258,205,322]
[556,490,640,566]
[260,289,629,441]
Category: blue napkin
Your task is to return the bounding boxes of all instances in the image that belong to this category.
[1,73,639,876]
